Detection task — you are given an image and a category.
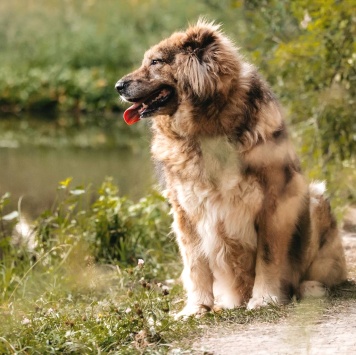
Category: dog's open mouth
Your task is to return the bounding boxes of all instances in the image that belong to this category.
[123,86,174,125]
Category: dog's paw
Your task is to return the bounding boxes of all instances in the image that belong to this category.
[300,280,326,298]
[173,304,211,320]
[247,295,279,310]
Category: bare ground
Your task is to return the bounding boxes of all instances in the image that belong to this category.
[193,232,356,355]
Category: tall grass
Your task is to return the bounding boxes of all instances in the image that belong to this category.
[0,178,289,353]
[0,178,179,353]
[1,178,353,353]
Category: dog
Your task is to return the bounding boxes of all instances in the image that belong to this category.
[116,20,347,316]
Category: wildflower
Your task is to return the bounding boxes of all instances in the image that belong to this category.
[125,307,132,314]
[300,11,312,29]
[21,317,31,325]
[137,259,144,268]
[149,326,157,336]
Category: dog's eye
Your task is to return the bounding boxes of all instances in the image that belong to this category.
[151,59,163,66]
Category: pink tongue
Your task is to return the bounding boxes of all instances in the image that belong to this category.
[123,104,141,125]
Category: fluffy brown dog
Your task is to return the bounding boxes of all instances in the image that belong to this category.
[116,20,347,316]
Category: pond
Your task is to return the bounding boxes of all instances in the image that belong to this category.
[0,115,155,218]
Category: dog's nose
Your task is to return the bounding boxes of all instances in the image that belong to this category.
[115,80,129,93]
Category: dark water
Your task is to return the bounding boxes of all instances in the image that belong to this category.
[0,130,154,218]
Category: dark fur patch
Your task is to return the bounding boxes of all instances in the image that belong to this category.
[288,201,311,265]
[247,73,265,105]
[233,73,275,143]
[319,228,329,249]
[233,74,262,140]
[283,159,301,189]
[183,29,216,60]
[319,216,337,249]
[244,165,268,190]
[262,242,272,264]
[284,164,294,185]
[317,197,337,250]
[254,221,259,234]
[331,215,337,229]
[272,123,288,141]
[289,232,302,263]
[281,280,298,300]
[161,47,179,64]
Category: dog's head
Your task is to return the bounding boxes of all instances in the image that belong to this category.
[116,20,240,125]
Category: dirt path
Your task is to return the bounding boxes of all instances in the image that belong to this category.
[193,233,356,355]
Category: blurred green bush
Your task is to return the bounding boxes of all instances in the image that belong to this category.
[0,0,354,201]
[0,0,232,113]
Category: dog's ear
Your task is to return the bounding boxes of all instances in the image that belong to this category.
[177,22,221,99]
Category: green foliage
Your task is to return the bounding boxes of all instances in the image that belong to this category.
[0,178,175,304]
[33,177,175,269]
[273,0,355,161]
[0,179,290,353]
[90,178,174,267]
[232,0,355,205]
[0,179,178,352]
[0,0,232,114]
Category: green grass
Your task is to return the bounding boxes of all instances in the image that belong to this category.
[1,176,355,353]
[1,260,182,353]
[0,257,288,353]
[0,178,289,354]
[0,175,293,354]
[0,178,180,353]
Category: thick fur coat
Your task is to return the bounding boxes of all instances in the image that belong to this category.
[116,20,347,316]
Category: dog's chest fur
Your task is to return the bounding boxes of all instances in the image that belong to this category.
[152,129,263,262]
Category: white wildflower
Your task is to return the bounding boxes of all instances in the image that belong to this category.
[301,11,312,29]
[21,317,31,325]
[137,259,144,267]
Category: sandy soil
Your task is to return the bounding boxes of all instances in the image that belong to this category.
[193,232,356,355]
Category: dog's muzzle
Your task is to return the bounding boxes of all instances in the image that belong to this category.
[115,80,130,94]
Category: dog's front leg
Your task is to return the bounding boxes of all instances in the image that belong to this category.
[177,250,214,318]
[172,214,214,318]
